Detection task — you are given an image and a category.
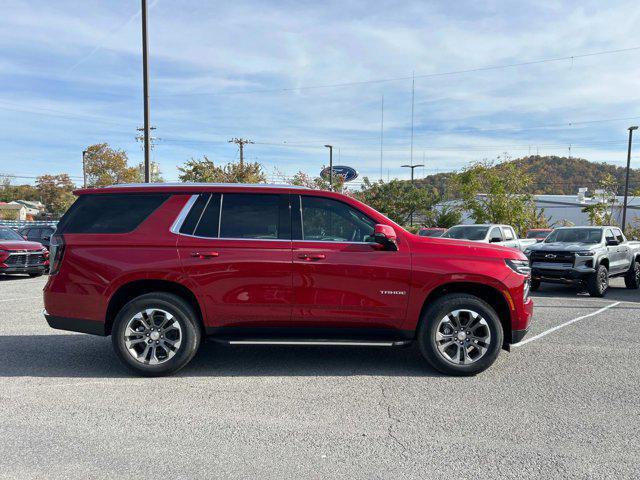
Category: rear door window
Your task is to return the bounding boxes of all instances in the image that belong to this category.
[59,194,170,234]
[502,227,515,240]
[489,227,503,241]
[219,194,290,240]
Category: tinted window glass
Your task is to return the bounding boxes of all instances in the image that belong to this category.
[219,194,288,239]
[545,228,602,244]
[27,228,42,240]
[61,194,169,234]
[179,194,210,235]
[0,227,23,241]
[301,196,375,242]
[442,225,489,240]
[194,194,222,238]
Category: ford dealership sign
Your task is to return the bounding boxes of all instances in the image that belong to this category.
[320,165,359,182]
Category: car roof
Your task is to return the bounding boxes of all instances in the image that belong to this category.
[75,183,313,195]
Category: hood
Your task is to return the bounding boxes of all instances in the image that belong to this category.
[0,240,45,251]
[526,241,599,252]
[411,234,526,260]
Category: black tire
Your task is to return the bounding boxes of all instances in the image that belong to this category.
[624,259,640,289]
[417,293,504,376]
[530,279,541,291]
[111,292,201,377]
[28,272,43,277]
[586,264,609,297]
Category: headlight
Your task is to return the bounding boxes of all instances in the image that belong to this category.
[524,248,532,256]
[576,250,595,256]
[505,258,531,275]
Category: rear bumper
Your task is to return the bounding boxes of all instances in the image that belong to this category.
[44,310,106,336]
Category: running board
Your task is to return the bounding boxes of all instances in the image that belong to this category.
[218,339,411,347]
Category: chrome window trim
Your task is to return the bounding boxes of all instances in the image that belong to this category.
[218,194,224,238]
[169,195,199,234]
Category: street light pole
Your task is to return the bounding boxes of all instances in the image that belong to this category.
[401,163,424,226]
[324,145,333,191]
[141,0,151,183]
[82,150,87,188]
[622,125,638,231]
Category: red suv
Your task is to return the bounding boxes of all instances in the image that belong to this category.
[44,184,533,376]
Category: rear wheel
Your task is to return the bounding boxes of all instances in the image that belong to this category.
[624,259,640,289]
[111,292,201,376]
[418,294,503,376]
[586,264,609,297]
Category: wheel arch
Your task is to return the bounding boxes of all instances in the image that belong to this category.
[105,279,204,336]
[598,256,609,270]
[419,281,512,345]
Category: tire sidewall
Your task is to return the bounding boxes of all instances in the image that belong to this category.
[418,294,504,376]
[111,294,200,376]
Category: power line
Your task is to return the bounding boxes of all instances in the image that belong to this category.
[154,45,640,97]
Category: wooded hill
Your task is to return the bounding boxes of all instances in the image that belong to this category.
[413,156,640,197]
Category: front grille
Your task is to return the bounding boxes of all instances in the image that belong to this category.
[5,252,46,267]
[530,251,575,266]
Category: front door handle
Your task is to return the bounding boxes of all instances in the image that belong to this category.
[298,253,326,261]
[191,251,219,259]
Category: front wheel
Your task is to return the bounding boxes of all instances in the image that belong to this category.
[586,264,609,297]
[418,293,504,376]
[624,260,640,289]
[111,292,201,377]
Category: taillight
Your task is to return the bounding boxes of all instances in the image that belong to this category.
[49,233,66,275]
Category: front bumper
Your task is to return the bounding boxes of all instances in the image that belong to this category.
[531,266,595,284]
[511,328,529,343]
[1,265,46,274]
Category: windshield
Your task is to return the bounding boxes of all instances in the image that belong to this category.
[442,225,489,240]
[544,228,602,244]
[0,227,24,241]
[527,230,550,239]
[419,229,444,237]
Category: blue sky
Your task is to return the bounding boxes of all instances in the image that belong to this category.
[1,0,640,187]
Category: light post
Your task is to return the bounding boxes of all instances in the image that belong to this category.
[622,126,638,232]
[401,163,424,226]
[324,145,333,191]
[82,150,87,188]
[141,0,151,183]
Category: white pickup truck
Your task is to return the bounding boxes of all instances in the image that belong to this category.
[440,224,537,251]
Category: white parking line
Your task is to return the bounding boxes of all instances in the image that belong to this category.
[0,296,41,303]
[512,301,620,347]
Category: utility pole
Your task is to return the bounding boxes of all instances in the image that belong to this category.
[622,126,638,231]
[410,72,415,167]
[324,145,333,191]
[380,95,384,181]
[82,150,87,188]
[228,138,254,167]
[141,0,151,183]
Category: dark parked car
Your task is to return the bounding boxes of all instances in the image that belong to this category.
[44,183,533,377]
[18,225,56,249]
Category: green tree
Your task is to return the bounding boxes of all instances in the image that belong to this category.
[429,203,463,228]
[178,156,267,183]
[290,170,345,191]
[581,173,618,226]
[451,156,536,235]
[84,143,140,187]
[36,174,75,215]
[354,178,436,226]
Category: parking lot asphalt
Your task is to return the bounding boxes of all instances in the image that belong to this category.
[0,275,638,479]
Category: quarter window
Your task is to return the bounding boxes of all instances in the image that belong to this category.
[300,196,375,242]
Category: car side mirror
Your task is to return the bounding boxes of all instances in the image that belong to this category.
[373,224,398,251]
[606,238,619,246]
[489,237,502,243]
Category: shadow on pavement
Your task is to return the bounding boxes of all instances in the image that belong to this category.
[0,334,440,379]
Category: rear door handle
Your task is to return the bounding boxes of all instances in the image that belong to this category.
[191,251,219,259]
[298,253,326,261]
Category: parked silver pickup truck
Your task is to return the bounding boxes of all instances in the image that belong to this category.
[441,224,537,251]
[524,226,640,297]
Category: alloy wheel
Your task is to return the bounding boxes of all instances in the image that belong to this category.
[434,309,491,365]
[124,309,182,365]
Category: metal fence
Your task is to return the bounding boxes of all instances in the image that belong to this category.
[0,220,57,229]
